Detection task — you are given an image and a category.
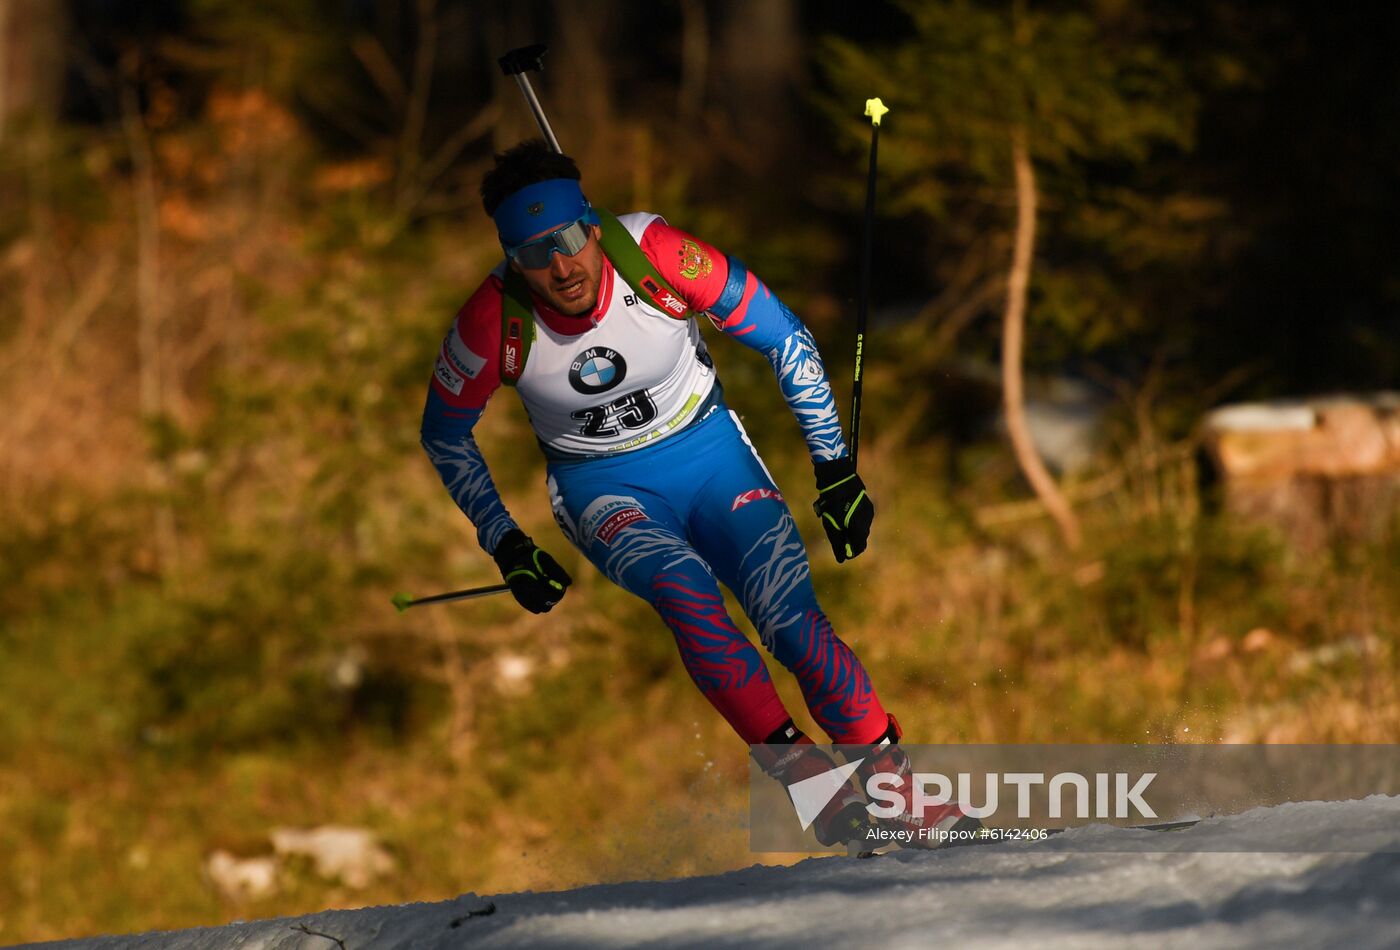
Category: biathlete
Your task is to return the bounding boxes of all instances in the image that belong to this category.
[419,140,972,847]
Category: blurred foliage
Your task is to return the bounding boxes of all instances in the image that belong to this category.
[819,0,1211,387]
[0,0,1397,943]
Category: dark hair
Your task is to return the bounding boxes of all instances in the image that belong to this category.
[480,139,583,216]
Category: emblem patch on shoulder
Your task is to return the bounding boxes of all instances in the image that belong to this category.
[678,239,713,280]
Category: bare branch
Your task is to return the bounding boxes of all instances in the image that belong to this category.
[351,33,408,111]
[291,923,347,950]
[299,81,384,151]
[449,902,498,927]
[1001,125,1081,549]
[395,0,439,208]
[417,101,499,190]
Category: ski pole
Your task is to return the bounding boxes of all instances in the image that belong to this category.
[397,47,563,618]
[405,44,558,617]
[391,584,511,613]
[498,44,563,154]
[850,97,888,471]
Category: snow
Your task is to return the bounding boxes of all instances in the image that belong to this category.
[30,796,1400,950]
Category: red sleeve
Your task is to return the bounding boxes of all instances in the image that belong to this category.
[430,275,505,411]
[638,219,731,313]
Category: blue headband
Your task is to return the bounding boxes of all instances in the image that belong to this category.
[493,178,597,249]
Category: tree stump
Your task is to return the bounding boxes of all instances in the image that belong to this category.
[1201,394,1400,550]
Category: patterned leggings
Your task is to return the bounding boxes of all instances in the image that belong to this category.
[547,404,888,744]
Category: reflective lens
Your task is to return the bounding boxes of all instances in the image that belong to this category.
[508,218,592,269]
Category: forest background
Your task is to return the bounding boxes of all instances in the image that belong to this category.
[1,0,1397,942]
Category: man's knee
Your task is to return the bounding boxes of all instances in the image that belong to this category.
[651,568,727,624]
[758,608,835,670]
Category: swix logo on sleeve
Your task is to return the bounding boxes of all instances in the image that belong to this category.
[731,488,784,511]
[640,276,689,318]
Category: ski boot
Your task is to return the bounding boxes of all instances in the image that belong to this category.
[753,719,870,849]
[855,714,983,849]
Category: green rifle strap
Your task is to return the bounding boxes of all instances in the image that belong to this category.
[596,209,694,322]
[498,209,693,387]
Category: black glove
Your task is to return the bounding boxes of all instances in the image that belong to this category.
[491,529,572,613]
[812,457,874,563]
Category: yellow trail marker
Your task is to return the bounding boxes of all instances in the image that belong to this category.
[865,97,889,127]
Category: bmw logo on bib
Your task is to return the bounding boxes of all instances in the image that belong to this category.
[569,347,628,395]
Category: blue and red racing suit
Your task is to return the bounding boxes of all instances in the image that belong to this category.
[420,213,889,744]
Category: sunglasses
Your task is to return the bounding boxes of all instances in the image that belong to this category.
[506,217,593,269]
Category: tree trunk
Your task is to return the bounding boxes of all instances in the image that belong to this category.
[678,0,709,122]
[715,0,797,170]
[483,4,535,153]
[121,58,180,571]
[0,0,69,143]
[395,0,437,204]
[1002,125,1082,549]
[550,1,615,168]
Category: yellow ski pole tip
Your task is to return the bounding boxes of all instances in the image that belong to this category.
[391,591,414,614]
[865,97,889,127]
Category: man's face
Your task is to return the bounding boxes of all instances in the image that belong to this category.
[511,223,604,316]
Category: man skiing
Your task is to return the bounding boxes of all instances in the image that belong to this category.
[419,140,973,848]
